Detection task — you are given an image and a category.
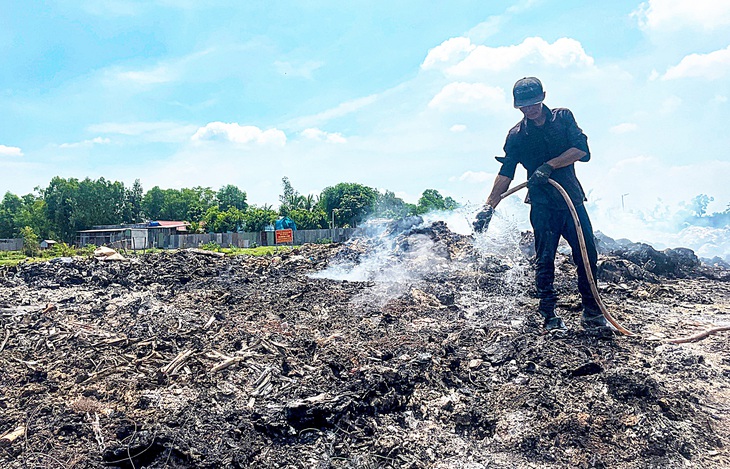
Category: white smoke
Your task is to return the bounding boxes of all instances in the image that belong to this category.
[588,200,730,262]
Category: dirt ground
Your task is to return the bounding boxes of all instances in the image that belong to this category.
[0,220,728,468]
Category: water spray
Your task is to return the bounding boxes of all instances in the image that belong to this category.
[491,180,730,343]
[496,180,634,336]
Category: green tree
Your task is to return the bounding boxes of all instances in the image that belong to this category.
[202,206,245,233]
[416,189,459,214]
[71,177,126,229]
[123,179,144,223]
[142,186,215,222]
[0,192,23,238]
[43,176,80,242]
[289,208,328,230]
[180,186,216,221]
[142,186,166,220]
[242,206,278,232]
[217,184,248,211]
[20,226,40,257]
[319,182,378,227]
[17,193,50,240]
[279,177,304,216]
[374,190,417,219]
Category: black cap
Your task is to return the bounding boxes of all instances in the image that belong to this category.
[513,77,545,108]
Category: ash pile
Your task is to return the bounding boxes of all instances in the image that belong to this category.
[0,220,728,468]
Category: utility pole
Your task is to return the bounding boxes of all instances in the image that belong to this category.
[621,193,629,211]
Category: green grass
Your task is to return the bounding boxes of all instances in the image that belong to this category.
[0,244,300,267]
[0,251,25,266]
[0,251,43,267]
[223,245,300,257]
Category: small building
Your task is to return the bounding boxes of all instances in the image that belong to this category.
[76,221,189,250]
[146,221,189,248]
[39,240,58,250]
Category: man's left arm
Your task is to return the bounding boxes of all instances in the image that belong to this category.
[545,147,587,170]
[536,109,590,173]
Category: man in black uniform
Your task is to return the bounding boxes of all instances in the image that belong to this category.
[473,77,607,332]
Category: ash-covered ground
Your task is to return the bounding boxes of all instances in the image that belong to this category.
[0,219,729,468]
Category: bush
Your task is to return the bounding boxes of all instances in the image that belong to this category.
[200,241,222,252]
[77,244,97,256]
[315,237,332,244]
[20,226,40,257]
[50,242,76,257]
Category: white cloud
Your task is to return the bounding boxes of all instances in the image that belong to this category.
[88,121,197,143]
[662,45,730,80]
[633,0,730,31]
[115,65,175,85]
[713,95,728,103]
[421,37,476,70]
[450,124,467,132]
[105,48,213,87]
[429,82,506,110]
[288,94,379,128]
[300,128,347,143]
[0,145,23,157]
[451,170,493,184]
[609,123,638,134]
[445,37,594,76]
[192,122,286,146]
[59,137,111,148]
[274,60,324,79]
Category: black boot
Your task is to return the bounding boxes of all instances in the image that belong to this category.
[540,310,566,333]
[581,307,608,329]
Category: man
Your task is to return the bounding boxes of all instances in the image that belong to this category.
[473,77,607,333]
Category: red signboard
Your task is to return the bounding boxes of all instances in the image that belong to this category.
[275,229,293,244]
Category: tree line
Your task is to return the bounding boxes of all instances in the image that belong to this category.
[0,176,459,244]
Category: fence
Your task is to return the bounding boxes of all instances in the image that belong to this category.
[0,239,23,251]
[168,228,355,249]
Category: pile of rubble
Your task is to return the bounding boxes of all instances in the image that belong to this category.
[0,222,728,468]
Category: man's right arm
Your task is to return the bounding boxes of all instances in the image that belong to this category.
[485,175,512,209]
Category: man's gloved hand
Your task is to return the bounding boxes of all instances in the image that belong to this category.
[528,163,553,188]
[472,205,494,233]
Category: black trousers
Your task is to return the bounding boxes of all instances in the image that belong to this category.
[529,203,599,317]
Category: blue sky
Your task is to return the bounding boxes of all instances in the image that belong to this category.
[1,0,729,249]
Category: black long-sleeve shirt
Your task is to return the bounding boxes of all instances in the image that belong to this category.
[498,105,590,209]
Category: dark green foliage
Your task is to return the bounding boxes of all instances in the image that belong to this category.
[374,190,417,219]
[288,208,328,230]
[319,182,378,227]
[36,176,146,242]
[141,186,216,222]
[278,177,325,229]
[416,189,459,214]
[0,192,23,238]
[242,206,278,232]
[124,179,144,223]
[20,226,39,257]
[217,185,248,212]
[202,206,245,233]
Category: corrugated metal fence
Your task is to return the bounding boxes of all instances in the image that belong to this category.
[168,228,355,249]
[0,239,23,251]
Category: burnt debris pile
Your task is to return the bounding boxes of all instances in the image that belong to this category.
[0,222,728,468]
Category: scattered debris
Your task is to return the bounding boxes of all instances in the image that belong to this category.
[0,223,728,468]
[94,246,127,261]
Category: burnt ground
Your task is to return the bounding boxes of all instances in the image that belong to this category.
[0,221,728,468]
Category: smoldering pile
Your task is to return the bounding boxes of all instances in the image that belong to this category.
[0,221,728,468]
